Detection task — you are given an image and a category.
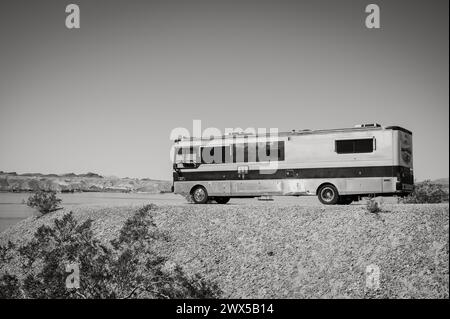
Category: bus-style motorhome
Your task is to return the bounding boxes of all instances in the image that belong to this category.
[172,124,413,205]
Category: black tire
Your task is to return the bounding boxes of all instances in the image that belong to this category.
[215,197,230,204]
[337,196,353,205]
[191,186,208,204]
[318,184,339,205]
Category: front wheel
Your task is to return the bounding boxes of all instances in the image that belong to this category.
[318,184,339,205]
[191,186,208,204]
[215,197,230,204]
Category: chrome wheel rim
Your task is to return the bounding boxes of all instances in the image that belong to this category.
[321,187,334,202]
[193,188,206,202]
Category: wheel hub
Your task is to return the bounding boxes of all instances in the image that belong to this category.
[321,187,334,202]
[193,188,205,202]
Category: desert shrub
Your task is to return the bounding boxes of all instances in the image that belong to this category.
[26,190,62,215]
[0,242,21,299]
[0,274,21,299]
[366,198,381,214]
[0,241,15,264]
[0,204,220,299]
[112,204,167,246]
[402,180,449,204]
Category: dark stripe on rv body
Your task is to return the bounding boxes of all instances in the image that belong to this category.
[174,166,412,182]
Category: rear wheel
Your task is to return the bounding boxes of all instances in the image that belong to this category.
[215,197,230,204]
[191,186,208,204]
[318,184,339,205]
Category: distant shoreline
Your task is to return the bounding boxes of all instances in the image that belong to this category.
[0,190,174,194]
[0,172,172,194]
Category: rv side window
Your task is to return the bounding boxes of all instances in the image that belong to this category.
[335,139,373,154]
[232,141,285,162]
[276,141,285,161]
[233,143,245,163]
[201,146,230,164]
[177,146,194,155]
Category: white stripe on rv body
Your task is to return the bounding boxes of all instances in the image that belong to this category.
[174,177,398,197]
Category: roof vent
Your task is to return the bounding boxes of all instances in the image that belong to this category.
[354,123,381,128]
[292,129,311,133]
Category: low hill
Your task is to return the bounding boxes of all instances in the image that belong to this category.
[432,177,449,186]
[0,202,448,298]
[0,172,171,193]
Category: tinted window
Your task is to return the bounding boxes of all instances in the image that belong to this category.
[233,143,245,163]
[336,139,373,154]
[354,139,373,153]
[335,140,354,154]
[201,146,230,164]
[233,141,285,162]
[177,146,194,155]
[275,141,285,161]
[246,143,257,162]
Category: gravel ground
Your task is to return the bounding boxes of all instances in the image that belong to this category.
[1,200,448,299]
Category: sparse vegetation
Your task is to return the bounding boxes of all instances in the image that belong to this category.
[366,198,381,214]
[0,199,448,298]
[26,190,62,216]
[0,204,221,299]
[402,180,449,204]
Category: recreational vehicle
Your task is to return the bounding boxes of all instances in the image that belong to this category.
[172,124,413,205]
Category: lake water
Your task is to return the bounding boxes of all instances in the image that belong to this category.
[0,192,187,233]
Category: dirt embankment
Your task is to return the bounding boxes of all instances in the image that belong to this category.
[1,202,448,298]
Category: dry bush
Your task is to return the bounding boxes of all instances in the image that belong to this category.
[0,204,221,299]
[366,198,381,214]
[26,190,62,216]
[402,181,449,204]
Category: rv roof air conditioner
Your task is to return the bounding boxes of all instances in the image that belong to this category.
[354,123,381,128]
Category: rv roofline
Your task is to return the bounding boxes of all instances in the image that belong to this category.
[174,125,411,142]
[385,126,412,135]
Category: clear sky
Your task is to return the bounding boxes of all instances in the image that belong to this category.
[0,0,448,181]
